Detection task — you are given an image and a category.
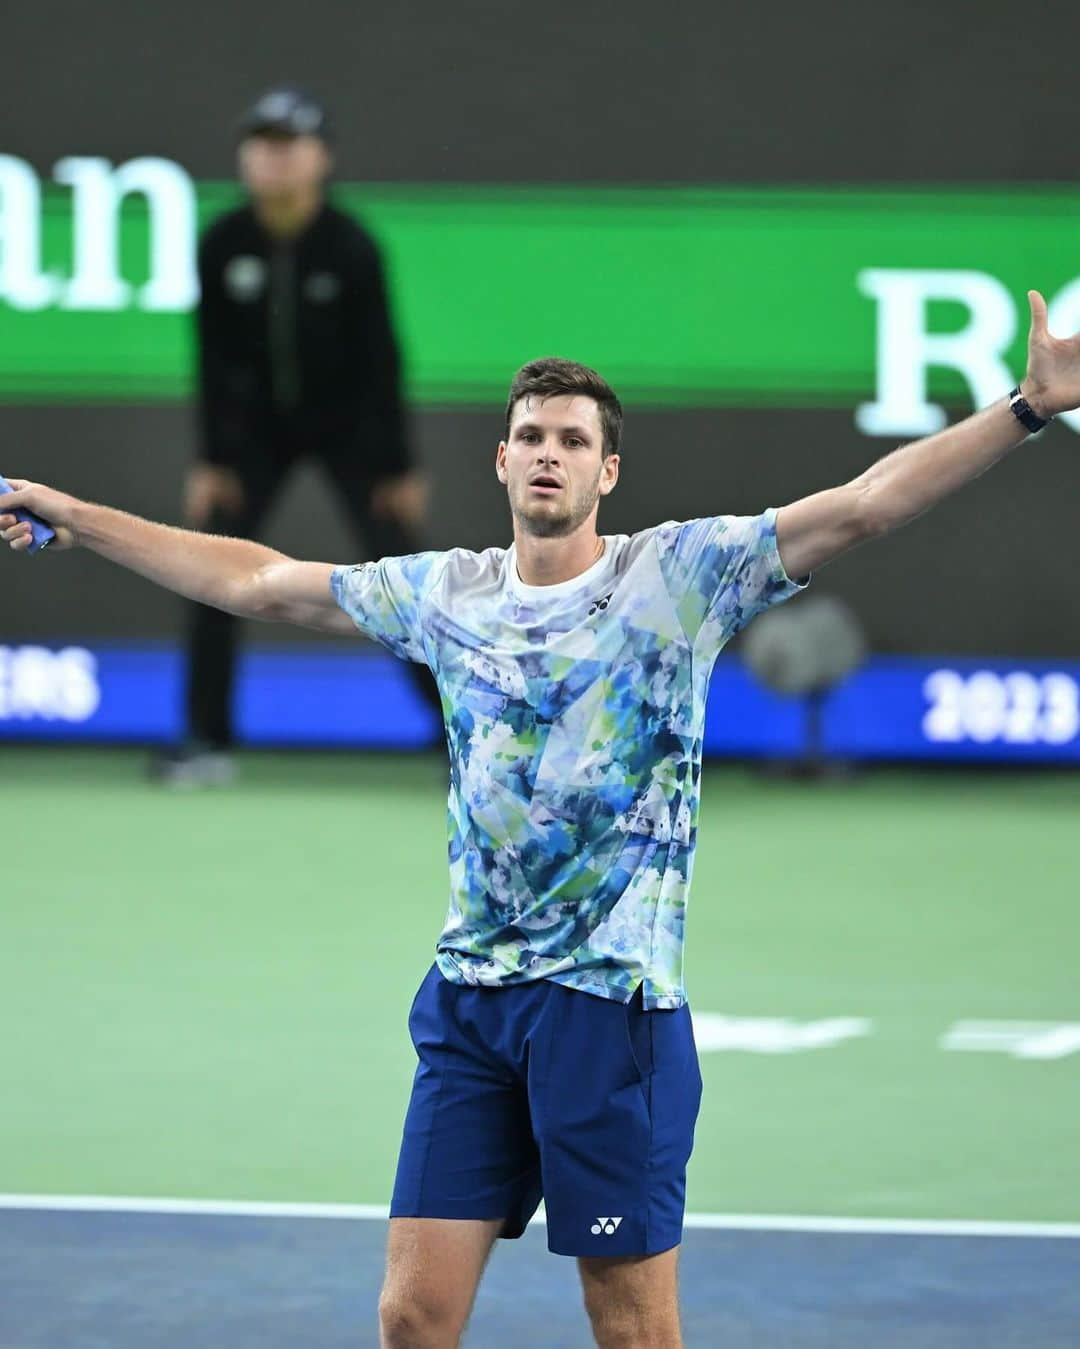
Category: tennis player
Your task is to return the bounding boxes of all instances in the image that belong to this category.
[3,291,1076,1348]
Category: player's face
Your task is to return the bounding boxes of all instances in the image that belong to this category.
[497,395,619,538]
[238,132,331,201]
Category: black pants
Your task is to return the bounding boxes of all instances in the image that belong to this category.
[186,448,441,747]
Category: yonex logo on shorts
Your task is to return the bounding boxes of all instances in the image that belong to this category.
[591,1216,623,1235]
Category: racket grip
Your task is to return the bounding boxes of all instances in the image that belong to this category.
[0,473,56,555]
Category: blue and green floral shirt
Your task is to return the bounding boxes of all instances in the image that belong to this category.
[332,511,805,1007]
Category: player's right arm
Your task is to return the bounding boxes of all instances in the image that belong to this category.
[0,479,354,634]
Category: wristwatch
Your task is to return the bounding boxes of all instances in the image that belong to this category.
[1009,386,1052,434]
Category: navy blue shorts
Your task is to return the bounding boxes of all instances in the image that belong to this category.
[390,964,703,1257]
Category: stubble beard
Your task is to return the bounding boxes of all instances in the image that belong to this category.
[511,471,601,539]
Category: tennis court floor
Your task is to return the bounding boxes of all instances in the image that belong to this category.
[4,750,1078,1344]
[3,1201,1078,1348]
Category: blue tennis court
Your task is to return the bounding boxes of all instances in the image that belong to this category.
[3,1200,1078,1347]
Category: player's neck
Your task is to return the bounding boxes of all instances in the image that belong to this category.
[513,523,605,587]
[253,189,323,240]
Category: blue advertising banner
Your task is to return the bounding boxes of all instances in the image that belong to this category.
[1,642,1078,762]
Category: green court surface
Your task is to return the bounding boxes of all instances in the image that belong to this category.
[3,749,1078,1223]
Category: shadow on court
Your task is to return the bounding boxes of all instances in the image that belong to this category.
[2,1208,1078,1348]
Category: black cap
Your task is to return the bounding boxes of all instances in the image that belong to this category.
[237,86,330,142]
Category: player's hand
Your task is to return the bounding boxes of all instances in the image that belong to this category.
[185,463,245,528]
[0,479,79,551]
[1022,290,1080,421]
[371,470,428,530]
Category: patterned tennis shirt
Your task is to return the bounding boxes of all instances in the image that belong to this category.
[332,510,805,1008]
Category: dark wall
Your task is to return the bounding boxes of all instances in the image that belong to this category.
[5,405,1076,657]
[4,0,1080,182]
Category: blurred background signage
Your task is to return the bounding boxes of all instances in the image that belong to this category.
[4,153,1079,431]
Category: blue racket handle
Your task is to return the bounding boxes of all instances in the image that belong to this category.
[0,474,56,554]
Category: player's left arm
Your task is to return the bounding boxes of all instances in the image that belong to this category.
[775,290,1080,579]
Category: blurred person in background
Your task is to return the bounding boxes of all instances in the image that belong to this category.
[156,86,432,784]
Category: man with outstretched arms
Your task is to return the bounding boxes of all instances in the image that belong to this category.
[3,292,1075,1349]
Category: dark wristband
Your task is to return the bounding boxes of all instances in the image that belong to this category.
[1009,386,1051,434]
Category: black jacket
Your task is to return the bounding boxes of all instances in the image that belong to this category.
[196,201,410,478]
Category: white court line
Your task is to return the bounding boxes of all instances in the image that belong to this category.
[0,1194,1078,1240]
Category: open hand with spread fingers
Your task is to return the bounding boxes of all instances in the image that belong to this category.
[1022,290,1080,422]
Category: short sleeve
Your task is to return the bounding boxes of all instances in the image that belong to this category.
[330,552,445,664]
[655,509,808,648]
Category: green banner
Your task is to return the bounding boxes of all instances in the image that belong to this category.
[2,171,1078,410]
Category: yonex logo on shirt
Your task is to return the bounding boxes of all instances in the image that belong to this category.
[591,1216,623,1235]
[587,593,612,616]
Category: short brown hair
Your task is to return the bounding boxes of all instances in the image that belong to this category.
[504,357,623,458]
